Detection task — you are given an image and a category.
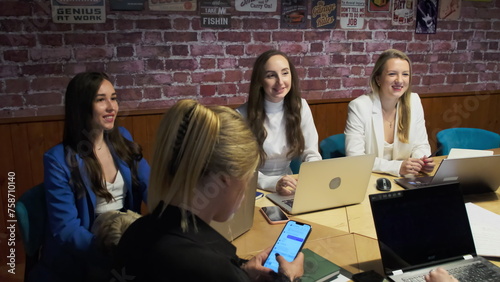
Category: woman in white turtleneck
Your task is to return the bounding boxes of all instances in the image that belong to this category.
[237,50,321,195]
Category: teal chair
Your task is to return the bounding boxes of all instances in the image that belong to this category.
[320,133,346,159]
[15,183,46,281]
[290,157,302,174]
[436,128,500,156]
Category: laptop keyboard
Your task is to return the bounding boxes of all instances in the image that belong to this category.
[282,199,294,208]
[402,261,500,282]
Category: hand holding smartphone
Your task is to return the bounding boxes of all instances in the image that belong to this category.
[263,220,312,273]
[260,206,289,224]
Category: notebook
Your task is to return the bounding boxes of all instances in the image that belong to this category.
[394,154,500,194]
[210,172,257,241]
[369,182,500,282]
[266,154,375,215]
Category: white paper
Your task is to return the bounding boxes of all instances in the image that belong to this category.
[447,148,494,159]
[465,202,500,257]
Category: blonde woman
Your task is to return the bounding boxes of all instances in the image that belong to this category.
[116,100,304,281]
[345,49,435,176]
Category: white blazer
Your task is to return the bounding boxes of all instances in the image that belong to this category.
[344,92,431,176]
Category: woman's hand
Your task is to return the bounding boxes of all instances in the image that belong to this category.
[421,156,435,173]
[276,175,298,196]
[399,158,425,176]
[276,252,304,281]
[424,267,458,282]
[242,247,274,281]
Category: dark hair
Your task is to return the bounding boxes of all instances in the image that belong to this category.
[246,50,305,162]
[63,72,143,202]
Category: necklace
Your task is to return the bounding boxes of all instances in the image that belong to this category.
[385,119,393,129]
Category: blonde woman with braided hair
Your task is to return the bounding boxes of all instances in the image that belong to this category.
[345,49,435,176]
[117,99,304,282]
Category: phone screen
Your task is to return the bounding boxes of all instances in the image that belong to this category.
[263,220,312,273]
[262,206,288,222]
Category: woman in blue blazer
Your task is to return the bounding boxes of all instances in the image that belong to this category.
[34,72,149,282]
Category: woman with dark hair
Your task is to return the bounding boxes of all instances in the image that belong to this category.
[237,50,321,195]
[345,49,434,176]
[35,72,149,281]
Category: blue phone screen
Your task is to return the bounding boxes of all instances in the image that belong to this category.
[263,220,311,272]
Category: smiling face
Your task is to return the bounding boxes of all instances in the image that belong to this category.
[92,79,118,132]
[376,58,410,100]
[261,55,292,103]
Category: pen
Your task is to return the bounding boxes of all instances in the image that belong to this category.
[427,146,442,158]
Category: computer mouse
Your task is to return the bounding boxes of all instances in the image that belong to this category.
[376,178,392,191]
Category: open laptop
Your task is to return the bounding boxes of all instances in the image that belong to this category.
[210,172,257,241]
[369,182,500,282]
[266,154,375,215]
[394,154,500,194]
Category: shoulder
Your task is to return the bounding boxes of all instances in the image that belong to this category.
[349,94,375,112]
[235,102,248,118]
[409,92,422,103]
[117,126,133,141]
[44,143,66,162]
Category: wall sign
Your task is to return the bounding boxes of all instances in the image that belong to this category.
[148,0,196,11]
[439,0,460,20]
[110,0,145,11]
[392,0,414,25]
[311,0,337,29]
[281,0,308,29]
[52,0,106,23]
[368,0,390,12]
[235,0,277,12]
[416,0,438,34]
[201,0,231,28]
[340,0,365,29]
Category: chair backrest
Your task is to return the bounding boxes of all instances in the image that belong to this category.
[436,128,500,156]
[320,133,346,159]
[15,183,46,258]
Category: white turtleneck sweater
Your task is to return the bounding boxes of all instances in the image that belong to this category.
[237,98,322,191]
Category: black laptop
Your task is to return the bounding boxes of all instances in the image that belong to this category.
[369,182,500,282]
[394,154,500,194]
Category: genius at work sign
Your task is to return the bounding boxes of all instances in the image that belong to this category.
[52,0,106,23]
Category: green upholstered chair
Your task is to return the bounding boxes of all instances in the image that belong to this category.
[436,128,500,156]
[15,183,46,281]
[320,133,346,159]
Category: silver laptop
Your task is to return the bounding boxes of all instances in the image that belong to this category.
[369,182,500,282]
[266,154,375,215]
[395,154,500,194]
[210,172,257,241]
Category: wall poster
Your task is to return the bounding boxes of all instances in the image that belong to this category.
[281,0,308,29]
[110,0,145,11]
[148,0,196,11]
[311,0,337,29]
[416,0,438,34]
[392,0,414,25]
[340,0,365,29]
[52,0,106,23]
[200,0,231,28]
[439,0,461,20]
[235,0,277,12]
[368,0,391,12]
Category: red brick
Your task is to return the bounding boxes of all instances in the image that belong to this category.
[164,85,198,97]
[25,92,62,106]
[345,54,370,65]
[0,34,36,47]
[174,72,190,83]
[5,78,30,93]
[301,79,326,91]
[325,42,351,53]
[115,19,134,31]
[217,84,238,95]
[36,105,65,117]
[165,32,197,42]
[119,88,143,101]
[218,58,237,69]
[201,32,217,43]
[108,61,145,74]
[352,42,364,52]
[303,55,330,67]
[192,71,223,83]
[226,45,244,56]
[310,43,324,53]
[114,75,134,87]
[0,2,31,16]
[200,58,216,69]
[200,85,216,97]
[144,32,163,44]
[224,70,243,82]
[242,18,279,29]
[172,45,189,56]
[137,100,175,110]
[117,46,135,57]
[31,77,69,91]
[65,33,105,45]
[253,32,271,42]
[31,48,72,61]
[0,19,23,32]
[273,31,303,42]
[342,77,368,88]
[219,32,251,42]
[173,18,191,30]
[137,74,173,86]
[21,64,63,76]
[136,19,171,29]
[387,31,412,41]
[4,50,29,63]
[191,45,224,56]
[137,46,171,58]
[307,68,321,78]
[305,31,331,41]
[347,31,373,40]
[75,47,113,60]
[279,43,308,54]
[0,95,23,107]
[38,34,63,46]
[143,87,162,100]
[108,32,143,44]
[199,96,229,105]
[366,42,391,53]
[145,60,165,71]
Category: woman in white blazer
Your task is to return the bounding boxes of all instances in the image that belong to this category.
[345,49,435,176]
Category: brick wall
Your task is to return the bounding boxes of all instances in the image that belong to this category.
[0,0,499,119]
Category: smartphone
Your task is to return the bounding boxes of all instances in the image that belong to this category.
[263,220,312,273]
[260,206,289,224]
[256,191,264,200]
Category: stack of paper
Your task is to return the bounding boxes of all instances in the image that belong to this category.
[465,202,500,257]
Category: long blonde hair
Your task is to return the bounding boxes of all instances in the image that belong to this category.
[148,99,259,230]
[370,49,412,143]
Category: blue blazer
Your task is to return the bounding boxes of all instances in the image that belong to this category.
[38,127,149,281]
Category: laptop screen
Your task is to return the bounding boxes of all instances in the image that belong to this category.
[369,183,476,275]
